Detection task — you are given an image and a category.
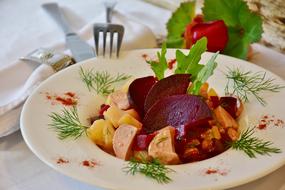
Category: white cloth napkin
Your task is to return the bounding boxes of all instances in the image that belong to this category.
[0,10,157,137]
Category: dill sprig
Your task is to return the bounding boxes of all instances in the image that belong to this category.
[123,158,174,184]
[225,68,284,105]
[49,106,88,140]
[79,67,131,96]
[229,127,281,158]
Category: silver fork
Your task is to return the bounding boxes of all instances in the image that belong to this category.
[93,1,124,57]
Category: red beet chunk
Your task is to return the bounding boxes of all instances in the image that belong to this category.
[143,94,212,133]
[133,133,156,151]
[128,76,157,115]
[99,104,110,116]
[209,96,220,109]
[219,96,237,118]
[144,74,191,112]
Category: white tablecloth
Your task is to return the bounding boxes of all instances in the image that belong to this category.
[0,0,285,190]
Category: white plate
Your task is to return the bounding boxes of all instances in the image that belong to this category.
[20,49,285,190]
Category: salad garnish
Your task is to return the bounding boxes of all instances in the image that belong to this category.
[49,106,87,140]
[225,68,285,105]
[188,51,218,94]
[79,67,131,96]
[229,127,281,158]
[123,158,174,184]
[147,37,218,95]
[146,43,168,80]
[174,37,207,79]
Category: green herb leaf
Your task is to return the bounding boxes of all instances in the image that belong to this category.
[49,106,87,140]
[202,0,263,59]
[188,52,218,94]
[225,67,285,106]
[79,67,132,96]
[123,158,174,184]
[229,127,282,158]
[166,1,195,48]
[175,37,207,80]
[146,43,168,80]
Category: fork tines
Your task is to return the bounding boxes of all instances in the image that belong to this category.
[93,23,124,57]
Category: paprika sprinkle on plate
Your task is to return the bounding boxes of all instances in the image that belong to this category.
[42,91,78,106]
[256,115,284,130]
[81,160,99,168]
[56,157,69,164]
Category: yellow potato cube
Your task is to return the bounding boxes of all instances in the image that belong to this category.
[208,88,218,97]
[103,105,125,128]
[87,119,115,153]
[87,119,106,146]
[124,109,141,121]
[118,114,142,130]
[102,121,115,152]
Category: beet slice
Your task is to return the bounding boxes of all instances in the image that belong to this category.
[128,76,157,115]
[219,96,237,118]
[144,74,191,112]
[143,94,212,133]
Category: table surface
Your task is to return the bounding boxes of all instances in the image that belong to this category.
[1,0,285,190]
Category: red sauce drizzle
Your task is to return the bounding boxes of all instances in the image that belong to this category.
[82,160,98,168]
[56,157,69,164]
[65,92,75,97]
[205,168,228,176]
[256,115,284,130]
[206,169,218,174]
[168,59,176,69]
[43,92,78,106]
[55,97,76,106]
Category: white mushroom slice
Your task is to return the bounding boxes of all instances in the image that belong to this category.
[113,124,138,160]
[148,126,180,165]
[214,106,239,129]
[108,90,130,110]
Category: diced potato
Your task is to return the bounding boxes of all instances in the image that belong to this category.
[118,114,142,130]
[87,119,115,152]
[103,105,125,128]
[208,88,218,97]
[124,109,140,121]
[211,125,221,140]
[102,121,115,152]
[113,124,138,160]
[87,119,105,146]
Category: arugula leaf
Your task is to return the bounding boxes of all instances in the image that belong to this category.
[147,43,168,80]
[175,37,207,81]
[188,52,218,94]
[166,1,195,48]
[202,0,263,59]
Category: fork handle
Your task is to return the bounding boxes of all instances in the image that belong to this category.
[42,3,74,35]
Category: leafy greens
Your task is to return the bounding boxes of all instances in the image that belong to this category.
[146,43,168,80]
[147,37,218,95]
